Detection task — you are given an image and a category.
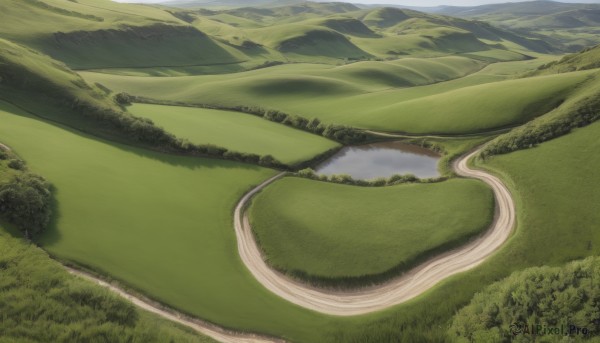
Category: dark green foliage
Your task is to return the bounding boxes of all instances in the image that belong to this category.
[0,173,52,238]
[449,257,600,342]
[481,95,600,158]
[7,159,25,170]
[295,168,441,187]
[0,233,214,343]
[130,96,372,145]
[114,92,132,106]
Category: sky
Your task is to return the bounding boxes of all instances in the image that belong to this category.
[114,0,600,5]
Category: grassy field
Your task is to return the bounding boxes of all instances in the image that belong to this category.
[0,100,343,342]
[331,115,600,343]
[249,177,494,283]
[128,104,339,165]
[82,62,594,134]
[0,224,216,343]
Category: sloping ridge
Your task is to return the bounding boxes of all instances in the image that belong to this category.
[45,24,241,69]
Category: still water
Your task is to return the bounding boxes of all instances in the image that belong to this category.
[315,141,440,180]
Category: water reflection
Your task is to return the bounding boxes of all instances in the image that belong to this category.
[315,141,440,180]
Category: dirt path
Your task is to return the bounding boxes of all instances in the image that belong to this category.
[234,147,515,315]
[365,128,513,140]
[66,267,282,343]
[63,145,515,341]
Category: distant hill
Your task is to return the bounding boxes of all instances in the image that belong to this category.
[0,0,564,68]
[431,1,600,51]
[0,0,251,69]
[534,44,600,74]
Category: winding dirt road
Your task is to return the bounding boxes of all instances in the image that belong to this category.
[54,145,514,342]
[234,147,516,316]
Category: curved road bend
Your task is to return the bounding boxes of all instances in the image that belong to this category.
[54,145,514,341]
[234,147,516,316]
[0,138,280,343]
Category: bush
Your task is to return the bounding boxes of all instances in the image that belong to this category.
[0,173,52,238]
[7,159,25,170]
[293,169,437,187]
[449,257,600,342]
[114,92,132,105]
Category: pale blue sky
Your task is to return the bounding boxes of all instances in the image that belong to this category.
[114,0,600,6]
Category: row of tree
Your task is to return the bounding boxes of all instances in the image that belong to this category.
[129,95,371,145]
[295,168,446,187]
[67,96,288,169]
[481,95,600,158]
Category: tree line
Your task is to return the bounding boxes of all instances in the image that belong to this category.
[481,95,600,158]
[294,168,446,187]
[128,95,371,145]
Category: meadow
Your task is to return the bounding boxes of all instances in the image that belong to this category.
[2,0,600,341]
[0,224,216,343]
[0,101,338,342]
[249,177,494,284]
[82,63,595,135]
[331,114,600,343]
[128,103,340,165]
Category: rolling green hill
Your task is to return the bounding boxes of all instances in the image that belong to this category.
[535,44,600,74]
[3,1,600,342]
[249,177,493,284]
[0,0,248,69]
[434,1,600,51]
[0,100,336,342]
[82,58,596,135]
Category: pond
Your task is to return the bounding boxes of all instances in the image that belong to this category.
[314,141,440,180]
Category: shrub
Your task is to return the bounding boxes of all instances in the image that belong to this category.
[0,173,52,238]
[114,92,132,105]
[449,257,600,342]
[7,159,25,170]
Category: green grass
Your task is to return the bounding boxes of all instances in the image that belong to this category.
[0,224,216,343]
[0,0,247,69]
[329,105,600,343]
[355,70,594,134]
[82,61,593,134]
[128,103,340,165]
[477,120,600,267]
[534,44,600,75]
[249,177,494,282]
[0,100,341,342]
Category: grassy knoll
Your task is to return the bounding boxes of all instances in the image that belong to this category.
[0,101,342,342]
[330,115,600,343]
[0,225,216,343]
[355,70,594,134]
[82,62,594,135]
[249,177,494,284]
[0,0,247,69]
[128,103,340,165]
